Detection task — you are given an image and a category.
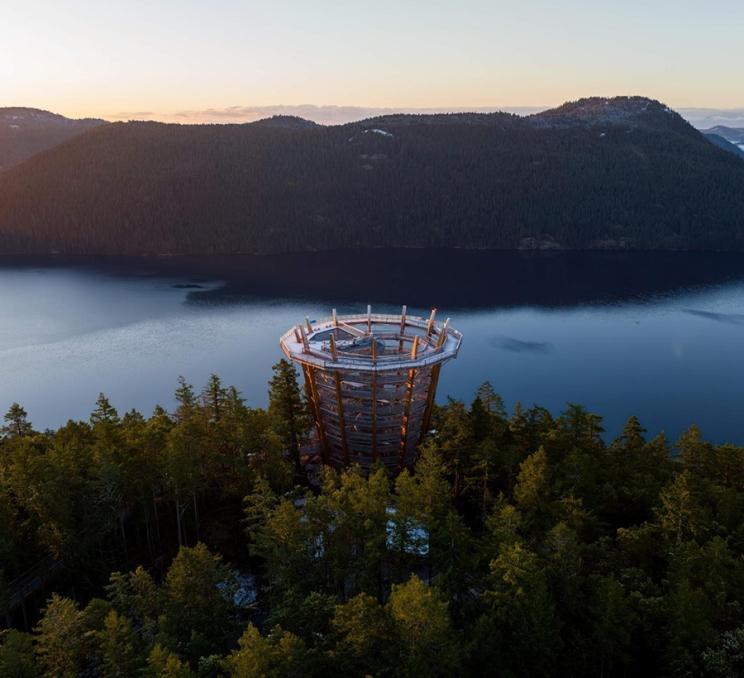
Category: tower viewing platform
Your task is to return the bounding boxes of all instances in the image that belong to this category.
[280,306,462,472]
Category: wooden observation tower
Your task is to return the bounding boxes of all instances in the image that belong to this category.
[280,306,462,472]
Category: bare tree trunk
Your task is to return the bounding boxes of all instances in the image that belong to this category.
[119,514,129,562]
[193,492,200,542]
[292,430,302,477]
[152,489,162,552]
[144,497,153,558]
[175,489,183,548]
[454,458,462,498]
[482,466,489,523]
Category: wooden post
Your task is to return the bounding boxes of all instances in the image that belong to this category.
[299,325,310,352]
[371,340,378,460]
[304,365,330,464]
[436,318,450,349]
[367,304,372,334]
[330,334,338,361]
[334,373,350,466]
[332,308,338,327]
[426,308,437,336]
[421,364,442,441]
[399,366,417,468]
[399,336,419,468]
[305,316,313,333]
[399,305,407,352]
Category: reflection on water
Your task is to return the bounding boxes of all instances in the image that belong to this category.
[681,309,744,325]
[488,336,554,354]
[1,250,744,443]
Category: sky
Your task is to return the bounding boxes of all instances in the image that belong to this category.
[2,0,743,123]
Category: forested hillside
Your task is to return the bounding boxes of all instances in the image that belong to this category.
[705,133,744,159]
[3,365,744,676]
[0,108,106,171]
[703,126,744,148]
[1,97,743,255]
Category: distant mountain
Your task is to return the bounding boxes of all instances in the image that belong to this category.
[702,126,744,158]
[0,108,106,171]
[1,97,743,255]
[249,115,319,130]
[531,96,691,133]
[702,124,744,156]
[703,126,744,145]
[704,133,744,159]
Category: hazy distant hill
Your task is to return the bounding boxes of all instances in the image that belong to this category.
[0,108,106,171]
[702,125,744,159]
[1,97,743,255]
[703,126,744,145]
[705,132,744,159]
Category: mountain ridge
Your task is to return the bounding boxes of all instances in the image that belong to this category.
[703,125,744,144]
[1,96,743,256]
[704,132,744,159]
[0,107,107,171]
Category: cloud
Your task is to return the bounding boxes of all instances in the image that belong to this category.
[105,104,744,129]
[109,111,154,119]
[677,108,744,129]
[107,104,546,125]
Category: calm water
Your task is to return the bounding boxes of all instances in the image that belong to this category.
[2,250,744,444]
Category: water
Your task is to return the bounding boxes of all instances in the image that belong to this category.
[1,250,744,444]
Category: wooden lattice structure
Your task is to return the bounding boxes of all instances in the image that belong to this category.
[280,306,462,472]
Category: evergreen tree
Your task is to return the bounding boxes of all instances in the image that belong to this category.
[482,540,561,675]
[513,446,552,529]
[106,566,161,645]
[474,381,506,418]
[0,630,37,678]
[201,374,227,423]
[702,626,744,677]
[330,593,398,676]
[174,377,197,423]
[1,403,33,438]
[226,624,309,678]
[34,594,84,677]
[386,575,459,677]
[268,359,309,476]
[145,645,196,678]
[160,544,234,662]
[657,470,707,544]
[90,393,120,426]
[97,610,146,677]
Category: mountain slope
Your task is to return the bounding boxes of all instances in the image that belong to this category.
[703,126,744,145]
[705,133,744,159]
[0,108,107,171]
[530,96,692,134]
[702,126,744,158]
[0,97,743,255]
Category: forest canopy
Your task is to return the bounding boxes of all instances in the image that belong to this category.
[1,97,744,256]
[2,365,744,676]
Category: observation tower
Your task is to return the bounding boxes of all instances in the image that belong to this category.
[279,306,462,472]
